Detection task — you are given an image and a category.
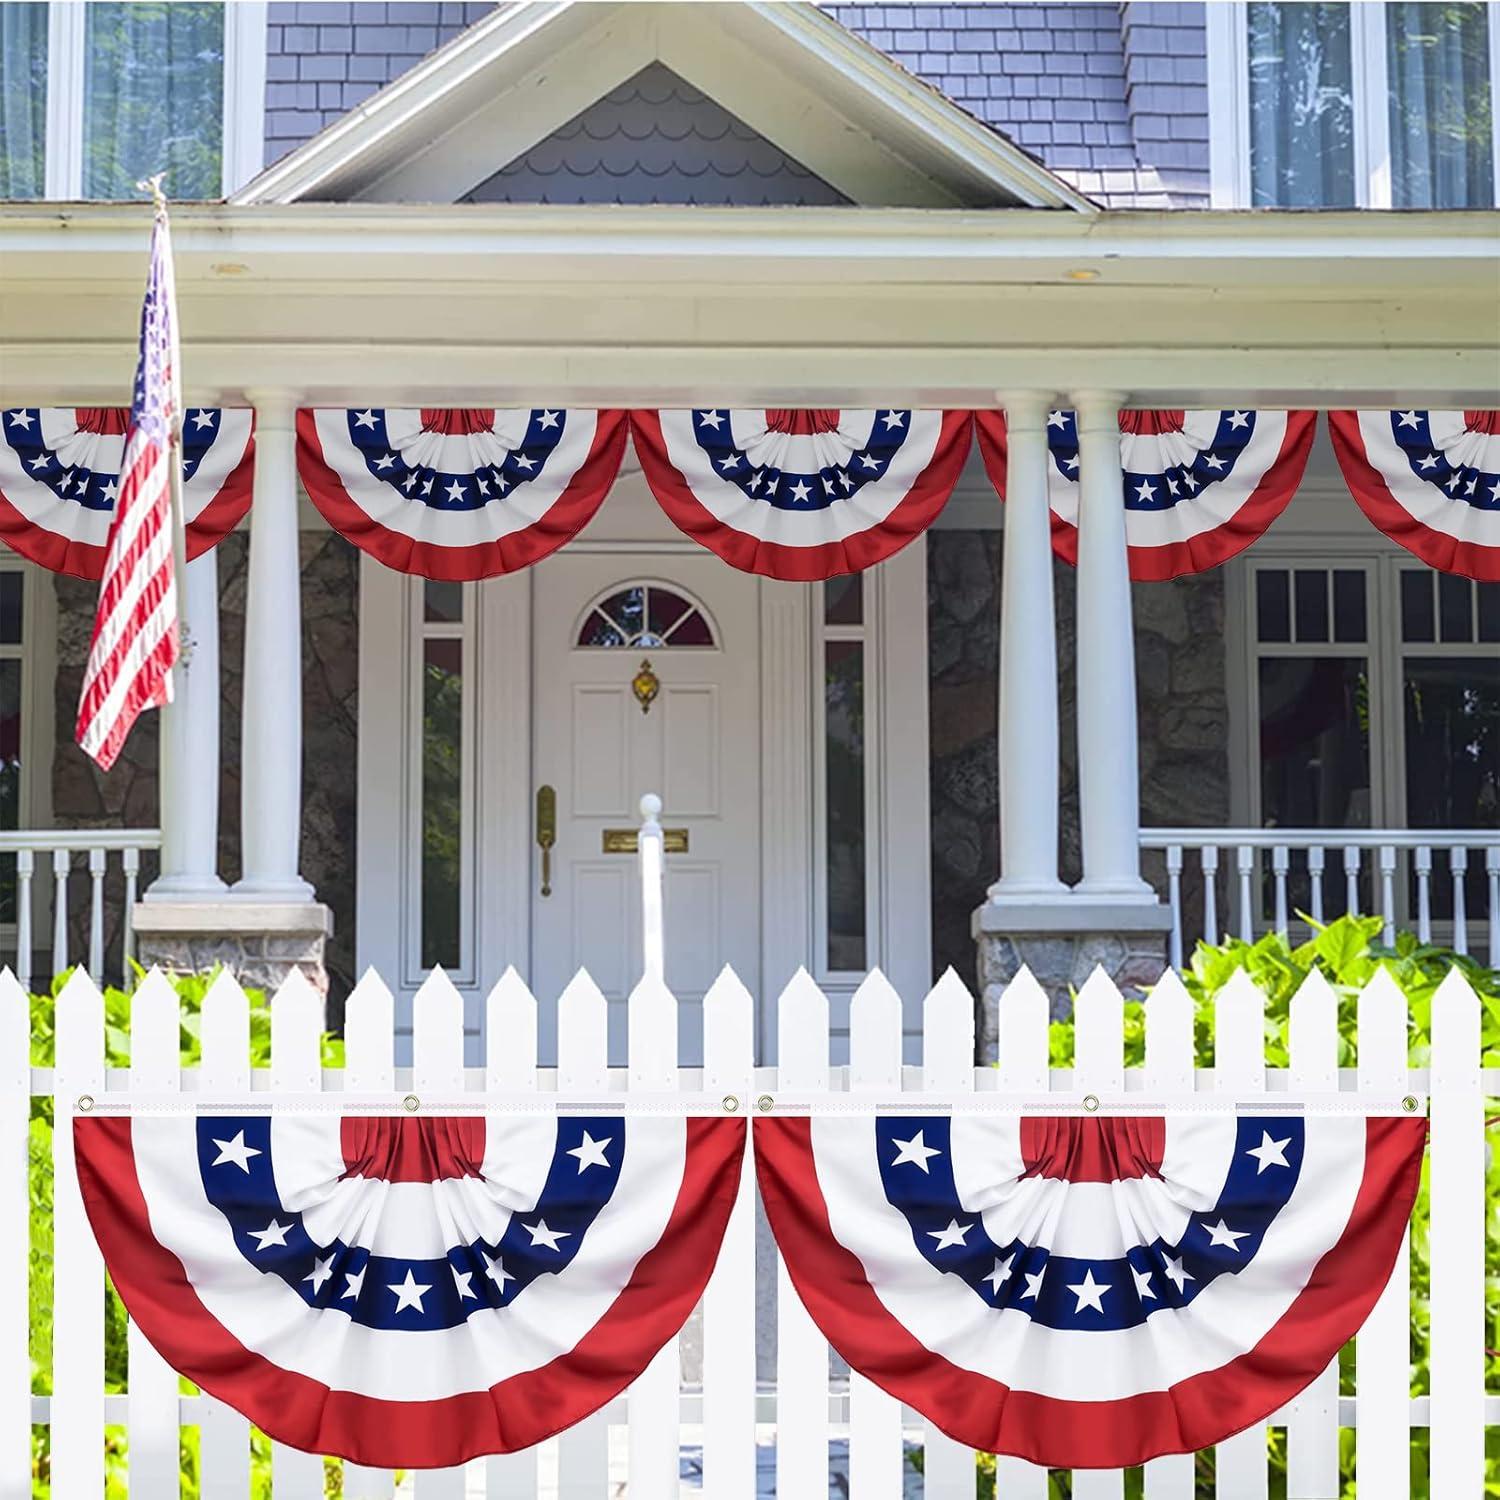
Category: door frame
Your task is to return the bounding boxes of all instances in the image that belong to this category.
[355,537,930,1060]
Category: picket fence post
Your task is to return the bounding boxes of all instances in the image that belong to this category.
[0,971,30,1500]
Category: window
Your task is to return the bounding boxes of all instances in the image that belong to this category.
[575,584,716,649]
[1240,555,1498,926]
[0,1,265,200]
[1210,2,1499,208]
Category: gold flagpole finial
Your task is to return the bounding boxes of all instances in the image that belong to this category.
[136,172,168,214]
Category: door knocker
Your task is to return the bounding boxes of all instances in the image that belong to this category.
[632,658,660,714]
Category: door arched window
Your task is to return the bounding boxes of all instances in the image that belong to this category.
[575,582,718,649]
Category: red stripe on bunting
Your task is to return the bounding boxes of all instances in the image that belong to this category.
[76,1114,745,1467]
[631,409,973,581]
[1328,410,1500,581]
[755,1114,1424,1468]
[296,409,628,582]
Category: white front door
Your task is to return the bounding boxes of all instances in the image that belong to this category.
[529,551,761,1062]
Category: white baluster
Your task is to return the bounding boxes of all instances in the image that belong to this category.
[638,793,665,985]
[1271,845,1289,935]
[1307,845,1325,928]
[122,847,139,974]
[1449,846,1468,957]
[51,847,68,975]
[14,849,31,993]
[1201,846,1219,945]
[1378,845,1397,945]
[1236,844,1254,942]
[1165,845,1184,970]
[1413,845,1432,944]
[1486,846,1499,967]
[1343,845,1361,916]
[87,848,105,979]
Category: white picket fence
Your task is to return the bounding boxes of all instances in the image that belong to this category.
[2,807,1494,1496]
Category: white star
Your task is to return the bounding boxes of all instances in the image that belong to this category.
[1163,1253,1193,1292]
[1227,410,1250,429]
[1417,452,1439,471]
[497,475,510,494]
[859,453,881,470]
[6,410,33,429]
[1066,1268,1111,1314]
[1447,472,1464,492]
[374,451,396,470]
[567,1131,612,1173]
[444,479,466,503]
[191,410,215,430]
[353,409,377,429]
[525,1219,570,1252]
[837,469,853,492]
[1396,410,1420,429]
[420,478,433,496]
[388,1268,431,1313]
[697,410,724,429]
[1204,1218,1250,1252]
[538,410,560,429]
[927,1218,971,1251]
[477,475,489,495]
[452,1266,477,1301]
[1245,1131,1292,1173]
[890,1130,942,1172]
[513,453,536,471]
[748,469,765,492]
[1490,481,1500,502]
[1203,452,1226,471]
[1166,475,1179,495]
[1047,410,1068,429]
[789,479,812,503]
[484,1252,514,1292]
[1132,1266,1156,1301]
[719,453,741,471]
[303,1254,334,1294]
[1135,479,1157,503]
[1464,476,1477,496]
[1063,455,1079,471]
[881,410,906,429]
[984,1254,1014,1294]
[248,1219,291,1252]
[402,472,419,493]
[1182,472,1198,492]
[210,1130,262,1172]
[57,470,74,492]
[28,455,48,471]
[340,1266,365,1301]
[1021,1268,1045,1300]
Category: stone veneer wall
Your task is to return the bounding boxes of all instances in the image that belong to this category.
[51,530,361,1006]
[926,529,1231,989]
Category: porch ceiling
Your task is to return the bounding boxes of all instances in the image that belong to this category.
[0,202,1495,407]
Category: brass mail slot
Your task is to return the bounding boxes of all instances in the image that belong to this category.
[602,828,689,854]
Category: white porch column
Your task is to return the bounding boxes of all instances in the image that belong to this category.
[146,550,224,896]
[988,393,1066,901]
[234,393,313,900]
[1073,391,1153,901]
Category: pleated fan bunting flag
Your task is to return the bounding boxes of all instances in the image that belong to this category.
[297,407,628,580]
[0,406,254,579]
[975,408,1316,580]
[755,1100,1425,1468]
[631,407,973,579]
[75,1101,744,1467]
[1328,409,1500,580]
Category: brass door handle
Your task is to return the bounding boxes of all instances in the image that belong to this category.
[602,828,689,854]
[536,785,556,896]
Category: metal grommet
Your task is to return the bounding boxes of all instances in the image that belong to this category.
[402,1094,420,1114]
[722,1094,739,1113]
[76,1094,94,1113]
[1402,1095,1420,1114]
[756,1094,774,1113]
[1081,1093,1100,1113]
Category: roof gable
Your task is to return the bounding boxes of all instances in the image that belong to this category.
[233,1,1096,210]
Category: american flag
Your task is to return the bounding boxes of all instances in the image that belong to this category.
[75,200,183,770]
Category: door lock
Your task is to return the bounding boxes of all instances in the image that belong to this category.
[536,785,556,896]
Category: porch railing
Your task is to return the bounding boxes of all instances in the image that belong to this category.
[1142,827,1500,970]
[0,829,161,990]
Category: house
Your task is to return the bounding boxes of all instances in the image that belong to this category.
[0,1,1495,1063]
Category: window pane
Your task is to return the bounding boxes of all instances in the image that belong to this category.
[83,3,224,201]
[1479,581,1500,642]
[825,640,866,971]
[1256,569,1291,642]
[1248,3,1355,206]
[0,660,21,926]
[424,580,462,624]
[1438,572,1474,642]
[1259,657,1371,827]
[0,5,47,198]
[421,638,463,970]
[1294,569,1329,642]
[1388,3,1494,209]
[1331,569,1367,643]
[0,574,22,646]
[1404,656,1499,828]
[1401,569,1436,641]
[825,575,863,626]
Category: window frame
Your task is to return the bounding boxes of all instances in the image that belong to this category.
[40,0,267,200]
[1207,0,1500,209]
